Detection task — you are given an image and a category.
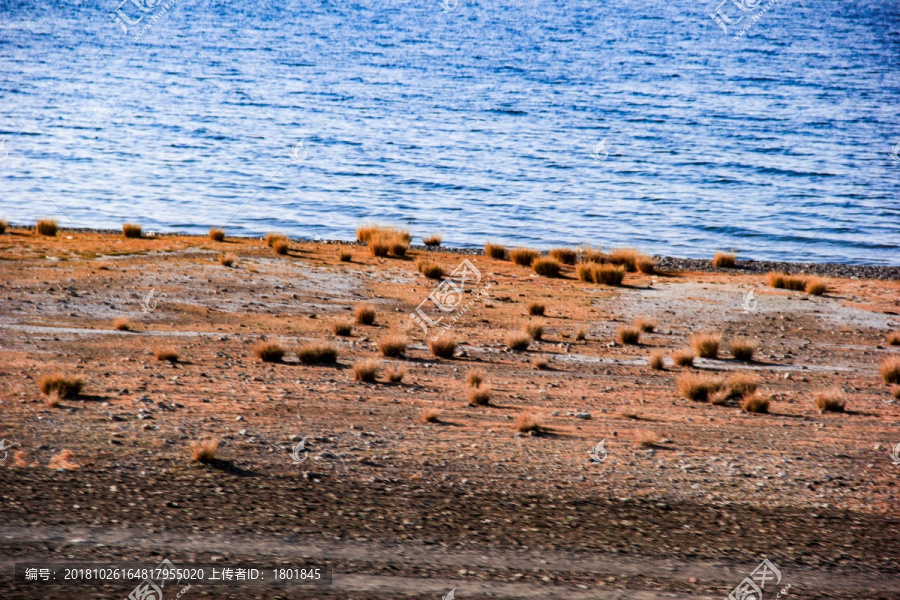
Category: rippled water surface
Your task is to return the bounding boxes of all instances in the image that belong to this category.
[1,0,899,264]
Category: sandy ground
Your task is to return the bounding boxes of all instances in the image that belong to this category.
[1,228,899,599]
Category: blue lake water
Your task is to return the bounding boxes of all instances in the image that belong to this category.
[1,0,898,264]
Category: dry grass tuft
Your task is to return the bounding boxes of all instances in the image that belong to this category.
[671,348,696,367]
[38,374,84,398]
[767,272,807,291]
[423,234,442,247]
[690,333,721,359]
[154,347,179,363]
[730,338,757,361]
[333,321,353,336]
[532,358,550,370]
[113,317,132,331]
[713,252,736,268]
[353,359,380,383]
[607,248,653,273]
[253,341,285,363]
[48,449,80,470]
[416,259,445,279]
[741,393,771,413]
[122,223,142,238]
[649,350,665,370]
[468,385,491,406]
[0,219,7,234]
[524,323,544,341]
[727,373,759,397]
[575,329,586,341]
[636,255,656,274]
[881,356,900,384]
[355,304,376,325]
[634,430,660,447]
[218,252,235,267]
[484,242,507,260]
[296,343,338,365]
[891,385,900,400]
[617,326,641,345]
[467,369,484,388]
[815,388,846,413]
[549,248,577,265]
[428,336,458,359]
[367,236,390,258]
[191,440,219,463]
[580,263,626,286]
[36,218,58,236]
[708,389,730,406]
[580,246,605,263]
[272,239,290,255]
[678,372,725,401]
[422,408,441,423]
[527,301,545,316]
[634,317,655,333]
[887,331,900,346]
[505,331,532,351]
[377,335,408,358]
[45,392,61,408]
[510,248,540,267]
[265,232,287,247]
[514,411,542,433]
[386,367,406,383]
[805,277,827,296]
[356,224,380,242]
[532,257,562,277]
[209,227,225,241]
[338,248,353,262]
[362,226,410,258]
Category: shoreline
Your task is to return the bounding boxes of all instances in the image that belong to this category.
[7,225,899,280]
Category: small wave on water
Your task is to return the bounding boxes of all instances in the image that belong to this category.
[0,0,898,264]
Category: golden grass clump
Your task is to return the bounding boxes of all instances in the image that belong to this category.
[532,257,562,277]
[355,304,376,325]
[416,259,445,280]
[891,385,900,400]
[690,333,721,359]
[388,237,408,257]
[617,326,641,345]
[468,385,491,406]
[634,430,660,448]
[35,218,58,236]
[338,248,352,262]
[353,359,380,382]
[509,248,540,267]
[678,371,725,402]
[712,252,736,268]
[467,368,484,388]
[428,336,458,359]
[742,393,771,414]
[634,317,655,333]
[580,246,605,263]
[527,301,545,316]
[361,226,410,258]
[532,358,550,370]
[484,242,507,260]
[514,411,542,433]
[113,317,132,331]
[607,248,653,273]
[209,227,225,241]
[805,277,827,296]
[253,341,285,363]
[887,331,900,346]
[549,248,577,265]
[38,374,84,398]
[265,232,288,247]
[154,347,179,363]
[191,439,219,463]
[727,373,758,397]
[376,335,408,358]
[730,338,757,361]
[423,234,442,247]
[296,343,339,365]
[423,408,441,423]
[575,328,586,341]
[122,223,142,238]
[333,321,353,336]
[356,224,379,242]
[386,367,405,383]
[272,239,290,255]
[767,272,807,291]
[671,348,696,367]
[218,252,235,267]
[649,350,665,370]
[357,224,410,244]
[367,237,389,257]
[48,449,80,470]
[635,255,656,274]
[505,331,532,351]
[591,263,626,286]
[524,323,543,341]
[815,388,846,413]
[881,356,900,384]
[0,219,7,234]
